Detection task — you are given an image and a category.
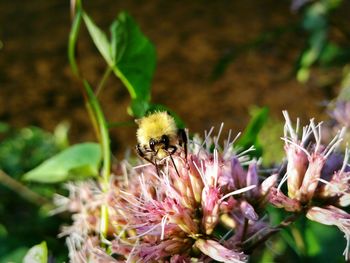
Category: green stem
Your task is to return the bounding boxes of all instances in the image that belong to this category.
[243,213,300,254]
[291,225,306,255]
[113,68,137,99]
[95,67,112,97]
[0,170,49,206]
[68,8,82,77]
[100,204,109,241]
[83,81,111,241]
[84,81,111,190]
[68,4,110,243]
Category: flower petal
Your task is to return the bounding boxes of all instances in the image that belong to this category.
[195,239,247,263]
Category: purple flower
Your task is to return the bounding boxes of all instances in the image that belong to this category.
[56,126,265,262]
[270,112,350,261]
[279,111,345,203]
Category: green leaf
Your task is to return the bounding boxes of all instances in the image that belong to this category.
[68,8,82,76]
[302,3,327,31]
[1,247,28,263]
[0,224,7,238]
[23,241,47,263]
[53,121,70,150]
[83,12,113,66]
[0,126,60,178]
[304,220,345,262]
[127,98,150,118]
[236,107,269,158]
[258,236,287,263]
[23,143,101,183]
[319,42,340,65]
[110,12,156,103]
[297,67,311,83]
[259,118,284,165]
[304,226,321,256]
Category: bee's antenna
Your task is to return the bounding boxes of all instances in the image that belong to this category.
[169,154,180,177]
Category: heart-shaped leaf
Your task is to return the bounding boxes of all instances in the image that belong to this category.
[83,12,113,66]
[23,143,101,183]
[110,12,156,104]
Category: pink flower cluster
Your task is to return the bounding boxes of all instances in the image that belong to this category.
[55,113,350,262]
[270,111,350,259]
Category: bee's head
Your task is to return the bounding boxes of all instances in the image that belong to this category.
[149,135,170,151]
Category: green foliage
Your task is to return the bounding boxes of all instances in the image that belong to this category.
[23,241,48,263]
[210,0,349,84]
[0,126,60,178]
[82,11,156,117]
[258,117,285,165]
[296,0,349,83]
[68,8,82,76]
[262,206,347,263]
[23,143,101,183]
[0,122,10,133]
[83,81,111,187]
[69,4,183,126]
[0,124,68,261]
[0,247,28,263]
[236,107,269,158]
[304,220,345,262]
[83,12,113,66]
[110,12,156,104]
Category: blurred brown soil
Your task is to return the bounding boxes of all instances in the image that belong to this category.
[0,0,344,157]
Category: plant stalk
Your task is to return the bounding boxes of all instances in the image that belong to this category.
[95,67,112,97]
[0,170,49,206]
[243,213,300,254]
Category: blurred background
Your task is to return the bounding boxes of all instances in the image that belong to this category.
[1,0,350,262]
[2,0,349,155]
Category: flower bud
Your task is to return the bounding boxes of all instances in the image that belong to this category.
[269,188,301,212]
[246,163,259,198]
[240,200,258,221]
[297,154,325,203]
[202,187,220,235]
[231,157,246,189]
[260,174,278,196]
[285,144,308,199]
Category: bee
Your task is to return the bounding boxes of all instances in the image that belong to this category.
[135,111,187,174]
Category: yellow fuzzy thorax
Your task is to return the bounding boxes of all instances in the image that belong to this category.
[136,111,177,146]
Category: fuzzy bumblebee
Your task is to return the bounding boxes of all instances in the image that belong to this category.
[135,111,187,166]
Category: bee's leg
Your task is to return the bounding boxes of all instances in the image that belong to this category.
[136,144,156,165]
[167,146,180,177]
[178,129,188,160]
[169,154,180,177]
[168,145,177,155]
[136,144,160,176]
